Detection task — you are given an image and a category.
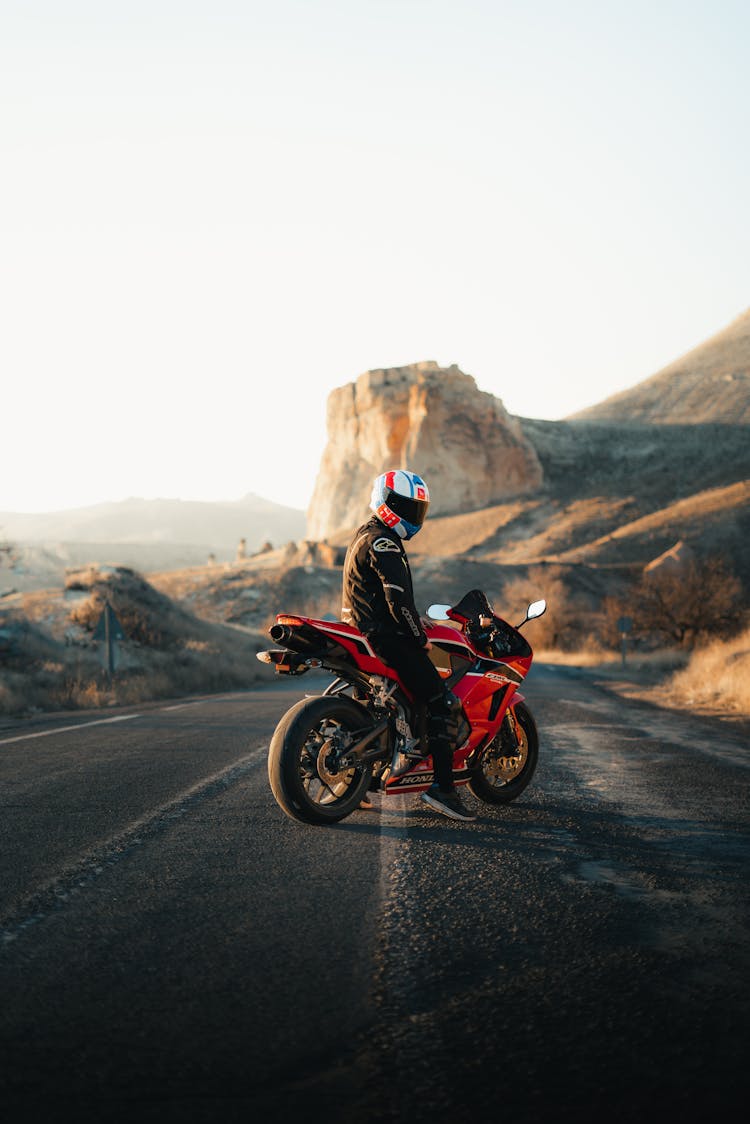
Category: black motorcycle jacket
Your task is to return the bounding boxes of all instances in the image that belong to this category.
[342,517,428,646]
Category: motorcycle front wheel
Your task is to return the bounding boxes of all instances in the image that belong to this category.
[268,695,375,824]
[467,701,539,805]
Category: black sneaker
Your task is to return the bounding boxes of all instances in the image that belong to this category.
[420,784,477,822]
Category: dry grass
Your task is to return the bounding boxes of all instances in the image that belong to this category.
[537,634,750,720]
[536,646,689,680]
[661,628,750,714]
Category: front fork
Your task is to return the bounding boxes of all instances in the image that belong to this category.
[469,691,524,765]
[501,709,520,753]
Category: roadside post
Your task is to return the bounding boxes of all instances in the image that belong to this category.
[93,602,126,677]
[617,616,633,667]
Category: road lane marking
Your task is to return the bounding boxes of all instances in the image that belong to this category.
[0,713,142,747]
[160,693,246,711]
[0,692,252,746]
[0,743,269,945]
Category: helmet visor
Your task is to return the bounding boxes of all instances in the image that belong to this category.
[386,490,429,528]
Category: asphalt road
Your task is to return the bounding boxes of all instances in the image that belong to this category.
[0,667,748,1123]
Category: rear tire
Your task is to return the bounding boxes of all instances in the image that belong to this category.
[268,695,375,824]
[468,702,538,805]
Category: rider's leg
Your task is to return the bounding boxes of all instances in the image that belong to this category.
[369,636,457,789]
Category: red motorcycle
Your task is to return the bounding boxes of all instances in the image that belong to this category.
[258,589,546,825]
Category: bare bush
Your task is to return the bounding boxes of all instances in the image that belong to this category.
[608,555,744,648]
[496,575,583,650]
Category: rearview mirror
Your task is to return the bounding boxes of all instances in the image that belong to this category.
[526,599,546,621]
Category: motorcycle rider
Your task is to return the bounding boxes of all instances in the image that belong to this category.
[342,470,477,823]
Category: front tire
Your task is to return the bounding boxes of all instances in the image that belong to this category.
[468,702,538,805]
[268,695,375,824]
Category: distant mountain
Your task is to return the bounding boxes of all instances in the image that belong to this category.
[569,308,750,424]
[0,494,306,553]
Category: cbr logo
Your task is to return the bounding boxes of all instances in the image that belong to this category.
[486,672,511,684]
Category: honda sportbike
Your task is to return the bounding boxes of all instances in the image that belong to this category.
[258,589,546,824]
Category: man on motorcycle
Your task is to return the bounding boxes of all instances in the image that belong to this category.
[341,470,477,823]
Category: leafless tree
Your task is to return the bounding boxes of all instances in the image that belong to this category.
[609,555,744,648]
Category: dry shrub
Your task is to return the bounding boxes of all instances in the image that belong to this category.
[181,638,216,653]
[665,627,750,713]
[607,556,745,649]
[0,672,46,714]
[68,597,101,631]
[51,675,113,710]
[498,575,583,650]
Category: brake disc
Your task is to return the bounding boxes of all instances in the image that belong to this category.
[315,727,354,788]
[485,752,525,781]
[485,729,528,781]
[317,741,346,786]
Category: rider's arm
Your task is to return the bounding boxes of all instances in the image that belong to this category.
[370,537,428,645]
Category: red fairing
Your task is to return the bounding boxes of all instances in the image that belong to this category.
[294,617,415,691]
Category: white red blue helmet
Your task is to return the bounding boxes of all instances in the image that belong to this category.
[370,470,430,540]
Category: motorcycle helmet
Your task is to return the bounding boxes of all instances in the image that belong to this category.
[370,470,430,539]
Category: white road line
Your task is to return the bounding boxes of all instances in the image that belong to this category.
[1,743,269,943]
[0,692,248,747]
[0,713,141,748]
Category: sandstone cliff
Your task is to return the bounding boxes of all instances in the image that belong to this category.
[306,362,543,540]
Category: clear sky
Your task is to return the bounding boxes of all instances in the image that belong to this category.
[2,0,748,514]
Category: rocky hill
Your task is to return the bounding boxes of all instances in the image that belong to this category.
[303,348,750,593]
[306,362,542,540]
[569,308,750,424]
[0,565,272,716]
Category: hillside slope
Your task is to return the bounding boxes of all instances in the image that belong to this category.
[569,309,750,424]
[0,566,271,715]
[406,418,750,585]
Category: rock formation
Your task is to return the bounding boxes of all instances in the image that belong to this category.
[307,362,543,541]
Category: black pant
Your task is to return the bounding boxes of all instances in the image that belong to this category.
[369,634,455,791]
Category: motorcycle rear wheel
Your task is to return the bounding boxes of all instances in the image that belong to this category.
[268,695,375,824]
[468,702,538,805]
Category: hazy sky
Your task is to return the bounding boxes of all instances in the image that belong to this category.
[2,0,748,514]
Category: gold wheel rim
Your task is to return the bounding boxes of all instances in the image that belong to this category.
[484,725,528,784]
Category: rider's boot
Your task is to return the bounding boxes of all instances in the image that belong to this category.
[419,693,477,822]
[421,782,477,822]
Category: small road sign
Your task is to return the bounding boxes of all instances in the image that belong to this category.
[93,603,126,676]
[616,616,633,666]
[93,604,125,642]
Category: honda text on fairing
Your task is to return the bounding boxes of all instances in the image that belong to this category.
[258,589,547,825]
